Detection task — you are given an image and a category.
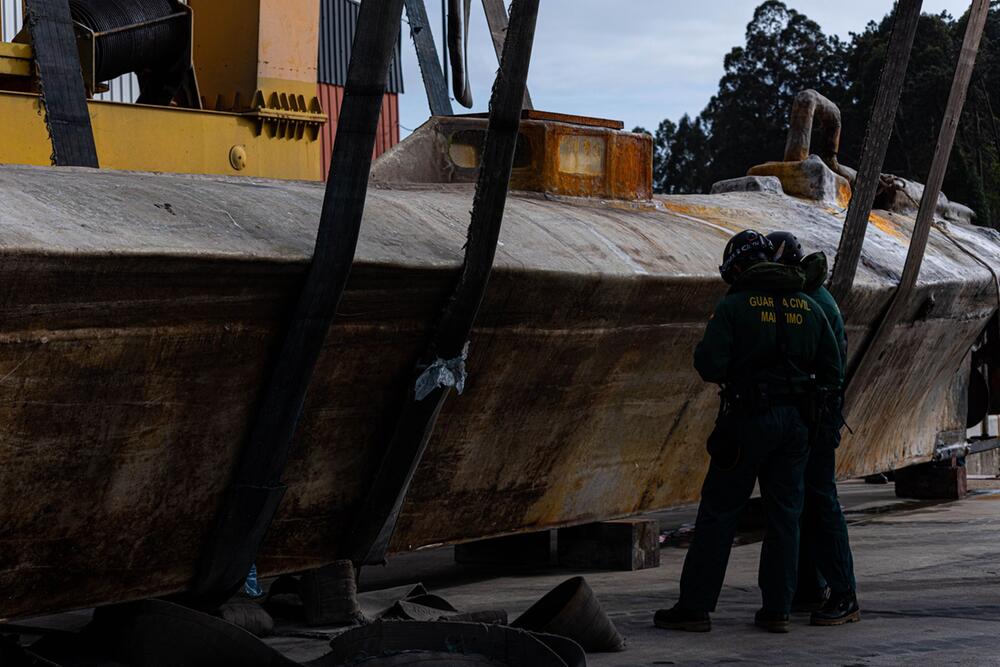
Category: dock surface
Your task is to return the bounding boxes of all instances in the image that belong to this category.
[13,479,1000,665]
[270,479,1000,666]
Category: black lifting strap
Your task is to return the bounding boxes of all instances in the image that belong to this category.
[186,0,407,606]
[347,0,540,567]
[404,0,453,116]
[24,0,99,167]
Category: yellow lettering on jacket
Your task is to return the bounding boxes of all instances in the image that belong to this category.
[752,295,808,326]
[782,297,812,311]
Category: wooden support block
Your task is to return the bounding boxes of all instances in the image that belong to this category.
[894,461,968,500]
[966,448,1000,477]
[557,519,660,571]
[454,531,554,567]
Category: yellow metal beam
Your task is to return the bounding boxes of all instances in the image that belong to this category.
[0,91,323,181]
[187,0,319,110]
[0,42,32,78]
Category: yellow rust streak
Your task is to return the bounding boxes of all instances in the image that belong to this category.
[658,200,743,235]
[868,211,909,242]
[836,179,852,209]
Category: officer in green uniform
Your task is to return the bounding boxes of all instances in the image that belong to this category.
[655,229,842,634]
[768,231,860,627]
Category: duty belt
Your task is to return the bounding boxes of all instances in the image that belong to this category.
[767,394,811,408]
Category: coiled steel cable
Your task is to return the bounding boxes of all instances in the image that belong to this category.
[68,0,183,82]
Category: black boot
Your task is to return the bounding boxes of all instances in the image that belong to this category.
[754,608,790,633]
[792,586,830,613]
[810,591,861,626]
[654,604,711,632]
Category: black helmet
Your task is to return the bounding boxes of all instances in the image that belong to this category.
[720,230,774,284]
[766,231,804,266]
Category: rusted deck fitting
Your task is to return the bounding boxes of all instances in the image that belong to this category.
[784,89,852,181]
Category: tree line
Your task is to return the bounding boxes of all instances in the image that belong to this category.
[634,1,1000,229]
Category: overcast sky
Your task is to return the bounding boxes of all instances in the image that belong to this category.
[398,1,973,135]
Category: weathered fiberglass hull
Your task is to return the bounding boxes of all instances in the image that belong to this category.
[0,164,996,620]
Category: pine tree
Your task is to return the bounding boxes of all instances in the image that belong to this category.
[640,0,1000,228]
[700,1,848,187]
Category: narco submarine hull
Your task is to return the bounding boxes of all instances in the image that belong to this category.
[0,0,996,624]
[1,110,998,618]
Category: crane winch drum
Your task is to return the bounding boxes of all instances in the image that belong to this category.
[68,0,197,106]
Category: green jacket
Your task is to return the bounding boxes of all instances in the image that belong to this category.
[694,262,843,391]
[801,252,847,376]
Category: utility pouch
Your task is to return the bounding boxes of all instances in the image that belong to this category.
[723,382,767,414]
[707,388,741,470]
[812,390,844,450]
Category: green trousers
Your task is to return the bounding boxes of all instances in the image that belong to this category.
[679,405,810,615]
[796,437,857,596]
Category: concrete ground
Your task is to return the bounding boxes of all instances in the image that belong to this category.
[269,478,1000,666]
[10,479,1000,665]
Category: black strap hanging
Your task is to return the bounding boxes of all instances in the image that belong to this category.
[348,0,541,567]
[188,0,407,605]
[404,0,453,116]
[24,0,99,167]
[447,0,473,107]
